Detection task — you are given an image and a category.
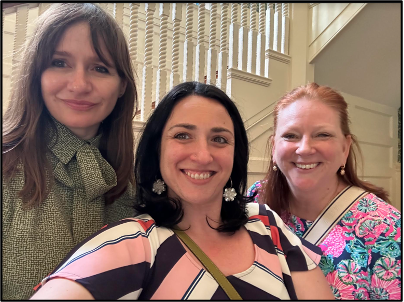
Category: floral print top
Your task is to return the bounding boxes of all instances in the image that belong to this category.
[247,181,402,300]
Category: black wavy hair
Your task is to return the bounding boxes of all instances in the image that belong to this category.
[134,82,254,233]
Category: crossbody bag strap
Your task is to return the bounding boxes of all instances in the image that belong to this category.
[303,186,368,245]
[173,229,243,300]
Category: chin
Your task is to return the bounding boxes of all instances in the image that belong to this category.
[289,180,319,192]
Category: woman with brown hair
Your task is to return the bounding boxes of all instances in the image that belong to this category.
[2,3,137,299]
[247,83,401,300]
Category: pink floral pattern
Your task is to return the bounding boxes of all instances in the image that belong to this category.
[320,225,347,258]
[247,182,402,300]
[326,271,355,299]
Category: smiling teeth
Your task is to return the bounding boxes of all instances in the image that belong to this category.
[296,163,318,169]
[185,171,212,179]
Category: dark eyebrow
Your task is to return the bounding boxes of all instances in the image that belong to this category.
[168,123,196,131]
[53,51,113,67]
[211,127,234,137]
[168,124,234,137]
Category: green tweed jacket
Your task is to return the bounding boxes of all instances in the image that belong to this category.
[2,121,136,300]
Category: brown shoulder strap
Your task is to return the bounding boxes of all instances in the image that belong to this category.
[173,229,242,300]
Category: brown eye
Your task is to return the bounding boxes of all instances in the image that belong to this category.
[174,133,190,140]
[95,66,109,74]
[213,136,228,144]
[51,59,67,68]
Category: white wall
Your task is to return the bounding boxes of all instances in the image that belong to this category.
[343,92,400,210]
[308,3,366,62]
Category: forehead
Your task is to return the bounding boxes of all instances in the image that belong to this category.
[277,98,341,128]
[165,95,234,130]
[56,21,111,60]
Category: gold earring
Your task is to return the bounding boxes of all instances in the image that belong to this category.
[273,164,278,172]
[340,165,345,176]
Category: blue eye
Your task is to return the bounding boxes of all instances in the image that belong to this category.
[213,136,228,144]
[174,133,190,140]
[95,66,109,74]
[317,133,331,138]
[51,59,66,68]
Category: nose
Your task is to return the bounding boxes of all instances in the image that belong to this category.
[296,136,315,156]
[67,68,92,94]
[190,140,213,165]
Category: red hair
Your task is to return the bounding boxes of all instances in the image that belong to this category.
[262,83,389,216]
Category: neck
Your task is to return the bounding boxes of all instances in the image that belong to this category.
[176,200,226,240]
[289,179,347,221]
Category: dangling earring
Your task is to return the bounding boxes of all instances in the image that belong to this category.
[272,162,278,172]
[340,165,346,176]
[152,179,166,195]
[223,178,237,202]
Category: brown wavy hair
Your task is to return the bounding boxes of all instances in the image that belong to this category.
[262,82,389,216]
[2,3,137,207]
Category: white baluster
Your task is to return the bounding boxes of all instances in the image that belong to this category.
[38,3,51,15]
[207,3,218,85]
[281,3,289,55]
[195,3,206,83]
[170,3,183,89]
[265,3,274,77]
[114,3,124,29]
[247,3,257,74]
[141,3,156,121]
[155,3,170,107]
[273,3,282,52]
[238,3,248,71]
[228,4,239,69]
[129,3,140,73]
[257,3,266,76]
[183,3,195,82]
[217,3,229,91]
[11,4,29,87]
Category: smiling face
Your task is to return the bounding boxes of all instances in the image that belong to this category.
[159,95,235,207]
[273,98,351,194]
[41,21,126,140]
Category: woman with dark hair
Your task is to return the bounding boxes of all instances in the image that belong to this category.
[32,82,334,300]
[2,3,137,299]
[247,83,401,300]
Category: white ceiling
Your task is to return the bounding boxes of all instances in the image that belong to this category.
[313,3,401,110]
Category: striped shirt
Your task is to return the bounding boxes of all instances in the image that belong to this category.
[38,203,321,300]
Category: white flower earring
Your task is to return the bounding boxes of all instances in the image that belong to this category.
[223,178,237,202]
[152,179,166,195]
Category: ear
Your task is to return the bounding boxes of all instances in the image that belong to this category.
[119,79,127,97]
[343,135,352,162]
